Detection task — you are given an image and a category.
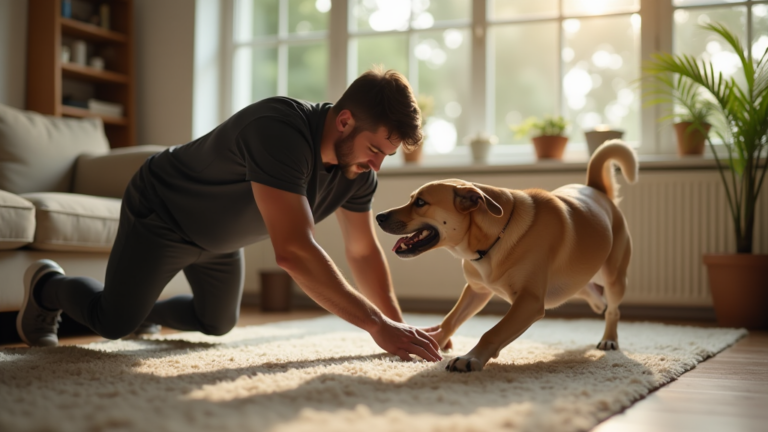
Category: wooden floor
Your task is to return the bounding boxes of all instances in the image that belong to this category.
[3,307,767,431]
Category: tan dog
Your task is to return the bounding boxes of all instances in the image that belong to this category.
[376,140,638,372]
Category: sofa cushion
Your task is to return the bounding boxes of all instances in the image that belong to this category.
[73,145,167,198]
[20,192,121,253]
[0,104,110,194]
[0,190,35,250]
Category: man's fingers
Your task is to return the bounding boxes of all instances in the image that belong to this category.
[408,342,442,362]
[414,328,440,352]
[410,336,443,361]
[395,349,412,362]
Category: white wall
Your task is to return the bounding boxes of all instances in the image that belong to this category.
[0,0,28,108]
[134,0,196,145]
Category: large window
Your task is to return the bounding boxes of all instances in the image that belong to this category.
[230,0,330,113]
[220,0,767,156]
[490,1,641,146]
[349,0,472,153]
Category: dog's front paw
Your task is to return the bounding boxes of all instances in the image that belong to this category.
[445,355,484,372]
[596,340,619,350]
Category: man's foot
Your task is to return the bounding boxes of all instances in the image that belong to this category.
[16,260,65,347]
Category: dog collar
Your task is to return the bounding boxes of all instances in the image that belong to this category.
[471,207,514,262]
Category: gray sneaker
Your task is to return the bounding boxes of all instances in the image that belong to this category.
[16,259,65,347]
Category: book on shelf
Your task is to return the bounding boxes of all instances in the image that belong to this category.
[88,99,124,117]
[62,97,124,118]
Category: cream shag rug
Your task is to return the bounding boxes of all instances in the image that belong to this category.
[0,314,746,432]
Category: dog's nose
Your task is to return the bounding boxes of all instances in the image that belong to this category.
[375,212,389,225]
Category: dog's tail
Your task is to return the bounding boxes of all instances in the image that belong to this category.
[586,139,638,203]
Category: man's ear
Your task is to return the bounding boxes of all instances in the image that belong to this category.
[335,109,356,134]
[454,185,504,216]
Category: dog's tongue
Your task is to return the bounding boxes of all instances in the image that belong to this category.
[392,236,409,252]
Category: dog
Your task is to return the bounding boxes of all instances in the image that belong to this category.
[376,140,638,372]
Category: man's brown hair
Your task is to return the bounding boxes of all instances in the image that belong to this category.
[334,67,423,151]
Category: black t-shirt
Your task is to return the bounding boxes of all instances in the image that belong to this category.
[138,97,377,253]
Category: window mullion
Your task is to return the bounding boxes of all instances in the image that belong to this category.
[221,0,235,121]
[557,0,564,119]
[328,0,348,101]
[472,0,488,135]
[641,0,675,155]
[748,1,754,61]
[409,31,419,95]
[278,0,289,96]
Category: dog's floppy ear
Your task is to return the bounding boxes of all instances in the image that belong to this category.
[454,185,504,216]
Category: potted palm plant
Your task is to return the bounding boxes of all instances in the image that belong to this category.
[511,115,569,160]
[644,72,716,156]
[645,23,768,329]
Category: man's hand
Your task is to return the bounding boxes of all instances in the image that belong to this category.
[421,324,453,352]
[369,318,443,362]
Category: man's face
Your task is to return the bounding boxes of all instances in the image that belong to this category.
[334,125,401,179]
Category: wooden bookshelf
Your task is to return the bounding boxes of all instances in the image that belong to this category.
[26,0,135,148]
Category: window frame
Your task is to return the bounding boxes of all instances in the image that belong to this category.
[214,0,766,157]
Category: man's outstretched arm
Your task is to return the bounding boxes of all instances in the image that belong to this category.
[251,181,441,362]
[335,208,403,323]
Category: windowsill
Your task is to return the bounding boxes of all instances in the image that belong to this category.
[379,143,725,176]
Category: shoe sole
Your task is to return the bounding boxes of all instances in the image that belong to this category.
[16,260,65,346]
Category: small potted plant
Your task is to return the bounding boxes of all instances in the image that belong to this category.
[644,71,715,156]
[644,23,768,329]
[404,94,434,164]
[511,115,569,160]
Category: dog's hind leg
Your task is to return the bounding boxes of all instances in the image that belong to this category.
[597,245,630,351]
[575,282,606,314]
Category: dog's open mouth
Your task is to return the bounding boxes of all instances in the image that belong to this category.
[391,226,439,257]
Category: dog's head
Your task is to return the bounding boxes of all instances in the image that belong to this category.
[376,179,503,258]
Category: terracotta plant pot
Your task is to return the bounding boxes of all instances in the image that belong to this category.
[532,135,568,160]
[674,122,711,156]
[703,253,768,329]
[403,144,423,164]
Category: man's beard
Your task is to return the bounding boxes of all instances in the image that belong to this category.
[334,129,370,179]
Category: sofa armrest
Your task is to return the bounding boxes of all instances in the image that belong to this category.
[72,145,167,198]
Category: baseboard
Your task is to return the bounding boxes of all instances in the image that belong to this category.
[240,292,717,322]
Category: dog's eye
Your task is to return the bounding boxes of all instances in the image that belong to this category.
[414,198,427,208]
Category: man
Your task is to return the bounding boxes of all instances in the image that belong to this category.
[17,68,442,363]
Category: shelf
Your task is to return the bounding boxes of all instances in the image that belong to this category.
[27,0,135,147]
[60,17,127,43]
[61,105,128,126]
[61,62,129,84]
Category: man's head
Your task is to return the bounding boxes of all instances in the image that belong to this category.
[330,67,422,179]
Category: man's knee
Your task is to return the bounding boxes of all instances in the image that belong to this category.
[98,322,140,340]
[199,317,237,336]
[95,317,146,340]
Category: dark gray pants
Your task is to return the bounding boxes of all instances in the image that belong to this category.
[40,182,244,340]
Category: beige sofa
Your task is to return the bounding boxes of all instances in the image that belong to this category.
[0,103,190,312]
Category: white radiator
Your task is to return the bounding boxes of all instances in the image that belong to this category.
[619,171,767,306]
[245,167,768,308]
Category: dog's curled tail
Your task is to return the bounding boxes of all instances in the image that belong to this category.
[586,139,638,202]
